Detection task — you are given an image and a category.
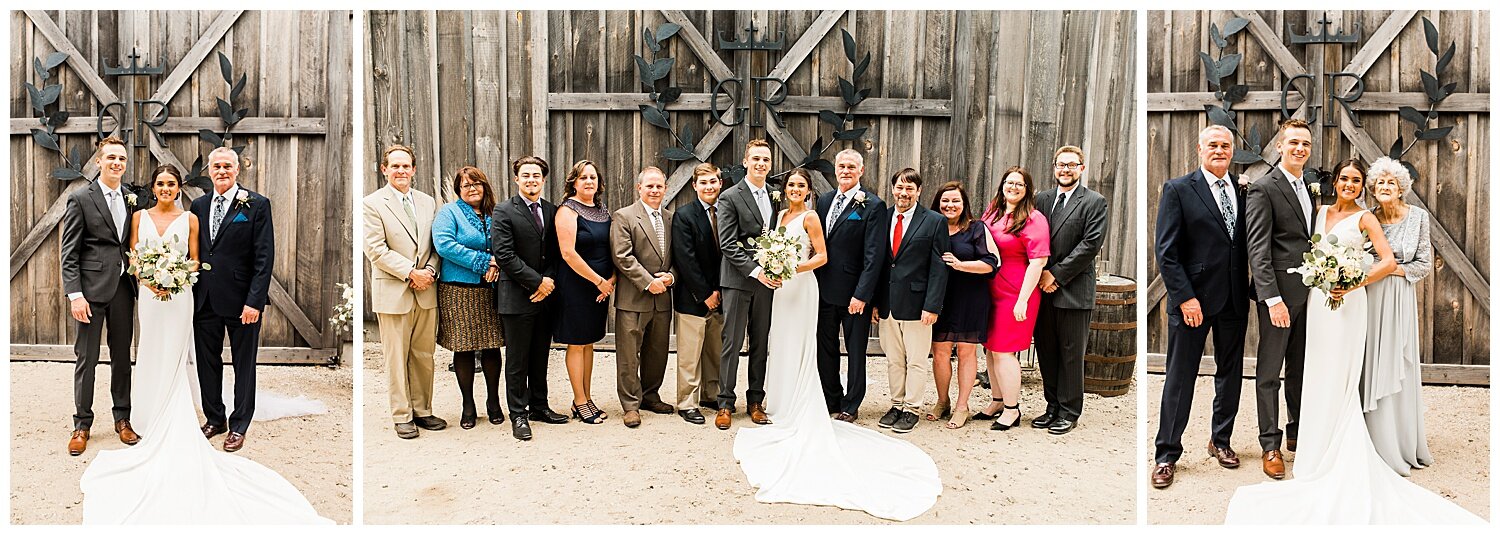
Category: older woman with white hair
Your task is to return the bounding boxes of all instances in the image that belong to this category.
[1362,156,1434,476]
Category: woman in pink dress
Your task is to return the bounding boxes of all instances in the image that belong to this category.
[974,166,1049,431]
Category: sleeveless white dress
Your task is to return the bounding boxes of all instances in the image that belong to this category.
[733,209,942,521]
[1224,208,1482,524]
[79,211,332,524]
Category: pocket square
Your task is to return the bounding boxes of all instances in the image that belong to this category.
[232,213,249,223]
[847,211,862,221]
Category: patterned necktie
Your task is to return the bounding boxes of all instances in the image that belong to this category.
[650,209,665,254]
[707,204,721,251]
[892,213,905,256]
[1215,179,1235,240]
[211,195,226,241]
[828,192,847,229]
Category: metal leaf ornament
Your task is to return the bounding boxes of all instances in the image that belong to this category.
[26,52,85,180]
[1199,17,1267,168]
[1389,16,1459,169]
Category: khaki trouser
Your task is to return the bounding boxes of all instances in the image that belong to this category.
[675,310,724,409]
[377,307,437,423]
[878,316,933,411]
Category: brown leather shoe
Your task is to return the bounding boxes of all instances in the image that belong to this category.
[202,422,228,439]
[1262,450,1286,479]
[715,408,732,430]
[224,432,246,452]
[1151,462,1175,489]
[115,419,140,445]
[640,399,675,415]
[623,410,642,428]
[1207,441,1239,468]
[748,403,772,425]
[68,429,90,456]
[834,412,857,423]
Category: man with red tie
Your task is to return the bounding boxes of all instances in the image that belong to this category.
[873,168,949,434]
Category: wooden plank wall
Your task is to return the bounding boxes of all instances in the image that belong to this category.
[1145,10,1489,368]
[364,10,1138,316]
[9,11,354,351]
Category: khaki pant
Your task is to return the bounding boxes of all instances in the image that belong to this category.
[878,316,932,411]
[675,311,724,409]
[377,307,437,423]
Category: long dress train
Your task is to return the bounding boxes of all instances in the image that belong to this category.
[79,212,332,524]
[1224,207,1481,524]
[733,209,942,521]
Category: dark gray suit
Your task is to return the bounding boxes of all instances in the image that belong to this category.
[1033,185,1108,422]
[1245,166,1316,452]
[715,179,779,409]
[60,180,140,430]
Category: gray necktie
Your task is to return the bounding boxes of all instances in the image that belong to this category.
[828,192,847,229]
[211,195,226,241]
[106,191,126,238]
[1215,179,1235,240]
[1292,178,1312,233]
[754,189,770,230]
[650,209,665,254]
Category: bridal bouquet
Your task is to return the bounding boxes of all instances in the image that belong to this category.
[749,226,801,283]
[1288,231,1371,311]
[127,236,207,301]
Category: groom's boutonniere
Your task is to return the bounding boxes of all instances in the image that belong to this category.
[769,190,782,203]
[234,190,252,209]
[125,193,138,206]
[1307,182,1321,197]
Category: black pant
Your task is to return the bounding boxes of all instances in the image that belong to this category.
[1255,299,1307,451]
[1034,303,1091,421]
[816,302,871,414]
[73,276,135,429]
[500,312,554,417]
[194,312,262,434]
[1154,311,1246,464]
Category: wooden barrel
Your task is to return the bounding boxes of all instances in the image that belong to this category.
[1084,275,1137,396]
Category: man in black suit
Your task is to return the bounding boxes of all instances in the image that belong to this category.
[1032,145,1110,435]
[491,155,569,440]
[191,146,275,453]
[713,139,780,430]
[60,136,142,455]
[1245,118,1317,480]
[813,149,886,422]
[671,163,725,425]
[1152,125,1249,489]
[874,168,949,434]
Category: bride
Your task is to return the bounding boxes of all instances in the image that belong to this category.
[1224,158,1481,524]
[733,168,941,521]
[79,164,332,524]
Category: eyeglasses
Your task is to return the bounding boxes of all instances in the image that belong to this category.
[459,182,485,191]
[1054,163,1082,170]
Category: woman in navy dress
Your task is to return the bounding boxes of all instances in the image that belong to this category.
[927,182,998,429]
[554,160,615,423]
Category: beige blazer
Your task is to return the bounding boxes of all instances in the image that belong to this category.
[610,200,674,313]
[363,184,441,314]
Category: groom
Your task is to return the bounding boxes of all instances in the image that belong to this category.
[714,139,780,430]
[60,136,142,455]
[1245,118,1317,479]
[191,146,275,453]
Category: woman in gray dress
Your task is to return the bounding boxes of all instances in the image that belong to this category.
[1362,156,1433,476]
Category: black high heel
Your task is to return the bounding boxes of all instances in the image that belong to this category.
[487,401,505,425]
[573,401,606,424]
[992,404,1021,431]
[972,397,1004,420]
[460,407,478,429]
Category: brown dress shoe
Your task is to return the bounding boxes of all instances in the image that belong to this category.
[224,432,246,452]
[202,422,228,439]
[748,403,772,425]
[1262,450,1286,479]
[715,408,732,430]
[115,419,140,445]
[623,410,642,428]
[1151,462,1175,488]
[68,429,90,456]
[1207,442,1239,468]
[834,412,857,423]
[640,400,675,415]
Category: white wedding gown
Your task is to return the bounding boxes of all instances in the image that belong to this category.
[733,209,942,521]
[79,212,332,524]
[1224,208,1482,524]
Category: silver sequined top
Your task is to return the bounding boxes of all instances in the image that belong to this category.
[1375,205,1432,283]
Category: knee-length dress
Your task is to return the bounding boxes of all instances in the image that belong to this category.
[982,210,1050,353]
[933,220,999,343]
[553,198,613,344]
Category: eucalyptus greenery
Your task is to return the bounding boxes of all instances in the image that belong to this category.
[25,52,89,180]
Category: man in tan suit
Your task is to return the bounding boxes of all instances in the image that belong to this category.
[362,144,446,439]
[610,167,677,428]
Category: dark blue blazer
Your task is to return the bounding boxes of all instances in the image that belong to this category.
[813,188,886,306]
[191,187,275,317]
[875,204,949,320]
[1154,169,1248,319]
[671,199,722,317]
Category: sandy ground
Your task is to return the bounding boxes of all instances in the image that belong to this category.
[9,358,354,524]
[363,341,1137,524]
[1144,375,1489,524]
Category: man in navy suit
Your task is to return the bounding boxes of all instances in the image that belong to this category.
[813,149,886,422]
[670,163,725,425]
[1151,125,1249,488]
[191,146,275,453]
[874,168,949,434]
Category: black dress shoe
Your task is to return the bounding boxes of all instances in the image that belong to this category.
[1047,418,1077,435]
[529,407,570,424]
[679,409,705,425]
[413,415,448,430]
[877,407,903,428]
[511,416,532,440]
[1031,411,1058,429]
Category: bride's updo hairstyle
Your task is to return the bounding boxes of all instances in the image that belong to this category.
[1366,157,1412,194]
[151,164,183,202]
